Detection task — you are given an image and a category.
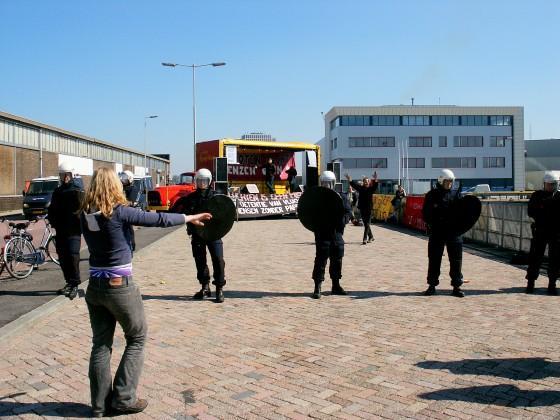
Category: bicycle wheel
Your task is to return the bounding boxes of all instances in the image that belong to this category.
[3,237,36,279]
[46,235,60,265]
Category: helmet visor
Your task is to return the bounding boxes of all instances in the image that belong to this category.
[196,177,210,189]
[320,180,335,189]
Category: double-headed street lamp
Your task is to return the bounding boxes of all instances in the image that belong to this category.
[144,115,158,176]
[161,61,226,169]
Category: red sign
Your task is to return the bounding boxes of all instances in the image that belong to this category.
[196,141,296,182]
[229,152,295,181]
[402,195,427,231]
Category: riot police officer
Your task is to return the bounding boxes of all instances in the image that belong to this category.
[182,169,226,303]
[48,162,84,300]
[312,171,353,299]
[422,169,465,298]
[119,170,137,252]
[525,171,560,295]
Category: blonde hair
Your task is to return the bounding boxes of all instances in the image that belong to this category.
[80,167,128,218]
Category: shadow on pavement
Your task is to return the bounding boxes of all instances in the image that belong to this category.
[416,357,560,380]
[142,286,534,301]
[0,401,91,417]
[0,290,58,297]
[418,384,560,407]
[142,290,311,300]
[349,287,530,299]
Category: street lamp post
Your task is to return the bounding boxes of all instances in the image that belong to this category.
[144,115,158,177]
[162,61,226,170]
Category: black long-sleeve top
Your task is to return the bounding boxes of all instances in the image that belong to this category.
[422,184,461,236]
[48,180,84,237]
[179,188,216,238]
[265,163,276,179]
[528,190,560,233]
[350,180,378,212]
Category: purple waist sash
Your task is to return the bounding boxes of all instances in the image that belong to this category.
[89,263,133,279]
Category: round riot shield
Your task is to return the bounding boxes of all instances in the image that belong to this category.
[297,186,344,232]
[449,195,482,236]
[193,194,237,242]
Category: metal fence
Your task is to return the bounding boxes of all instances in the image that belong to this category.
[464,199,537,254]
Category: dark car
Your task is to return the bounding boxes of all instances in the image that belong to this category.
[130,176,153,210]
[22,177,60,219]
[22,176,84,219]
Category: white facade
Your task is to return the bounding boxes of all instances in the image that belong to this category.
[323,106,524,192]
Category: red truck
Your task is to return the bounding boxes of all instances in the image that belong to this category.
[147,172,196,212]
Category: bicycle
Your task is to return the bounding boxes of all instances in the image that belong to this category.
[1,217,59,279]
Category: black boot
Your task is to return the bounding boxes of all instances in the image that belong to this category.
[193,284,211,300]
[451,287,464,298]
[312,283,322,299]
[215,287,224,303]
[526,279,535,294]
[67,286,79,300]
[547,280,558,296]
[57,284,72,295]
[331,279,347,295]
[424,285,436,296]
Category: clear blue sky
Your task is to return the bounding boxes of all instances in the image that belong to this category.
[1,0,559,173]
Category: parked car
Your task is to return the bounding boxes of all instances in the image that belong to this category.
[130,175,153,210]
[463,184,491,194]
[22,177,59,219]
[22,176,84,219]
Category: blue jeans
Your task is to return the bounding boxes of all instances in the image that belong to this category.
[265,176,275,194]
[85,278,147,413]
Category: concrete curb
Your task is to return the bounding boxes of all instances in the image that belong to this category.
[0,225,183,342]
[0,292,76,341]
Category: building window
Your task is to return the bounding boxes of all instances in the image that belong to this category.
[330,137,337,150]
[489,115,512,126]
[483,157,506,168]
[330,119,336,130]
[348,137,395,147]
[490,136,511,147]
[432,116,460,126]
[340,115,368,126]
[343,158,388,169]
[409,136,432,147]
[432,157,476,168]
[371,115,400,126]
[402,158,425,168]
[453,136,483,147]
[460,115,488,126]
[438,136,447,147]
[402,115,430,126]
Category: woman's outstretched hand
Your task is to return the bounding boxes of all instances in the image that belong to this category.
[185,212,212,226]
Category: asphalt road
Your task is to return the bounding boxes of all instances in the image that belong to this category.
[0,225,182,328]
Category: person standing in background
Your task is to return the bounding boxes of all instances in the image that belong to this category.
[525,171,560,294]
[345,172,379,244]
[264,158,276,194]
[285,166,298,193]
[49,162,84,300]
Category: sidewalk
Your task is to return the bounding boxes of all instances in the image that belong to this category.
[1,219,559,419]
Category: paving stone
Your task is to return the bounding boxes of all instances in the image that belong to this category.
[1,220,560,418]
